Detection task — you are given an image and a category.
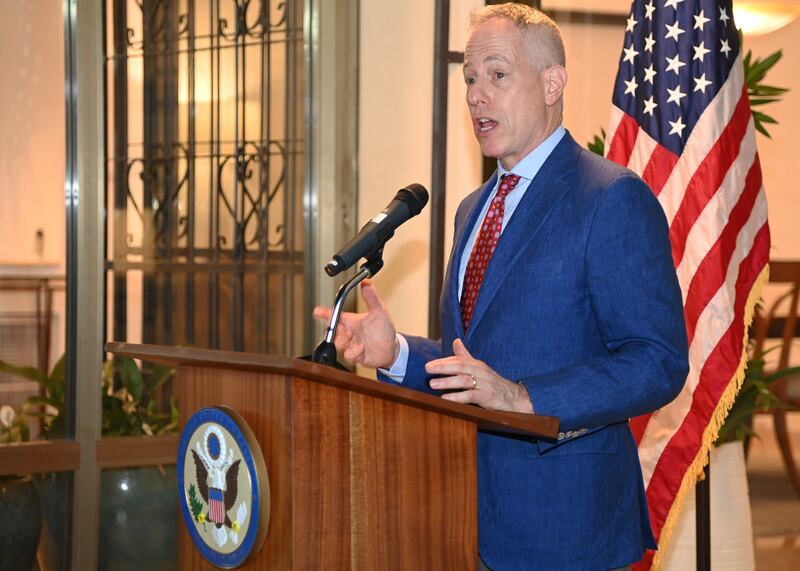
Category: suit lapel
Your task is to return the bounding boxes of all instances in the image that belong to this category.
[465,135,580,340]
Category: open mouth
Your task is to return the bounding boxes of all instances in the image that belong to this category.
[477,118,498,132]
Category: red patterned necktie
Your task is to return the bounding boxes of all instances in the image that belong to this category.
[460,173,521,330]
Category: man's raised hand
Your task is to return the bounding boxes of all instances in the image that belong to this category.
[312,280,399,369]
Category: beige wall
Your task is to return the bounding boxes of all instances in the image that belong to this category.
[359,0,433,340]
[0,0,66,368]
[0,0,65,267]
[745,19,800,260]
[359,2,800,344]
[358,0,483,346]
[559,19,624,156]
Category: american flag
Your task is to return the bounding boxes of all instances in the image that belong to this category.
[605,0,770,568]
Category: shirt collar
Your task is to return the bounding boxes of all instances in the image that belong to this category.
[496,125,566,182]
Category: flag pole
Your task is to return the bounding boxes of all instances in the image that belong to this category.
[696,463,711,570]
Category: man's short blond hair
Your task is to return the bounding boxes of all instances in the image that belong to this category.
[470,3,565,69]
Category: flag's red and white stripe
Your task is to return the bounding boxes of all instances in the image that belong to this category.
[606,53,770,570]
[210,495,225,524]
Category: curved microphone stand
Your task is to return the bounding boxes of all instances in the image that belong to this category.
[306,251,384,370]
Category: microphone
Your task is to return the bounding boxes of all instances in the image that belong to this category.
[325,183,429,276]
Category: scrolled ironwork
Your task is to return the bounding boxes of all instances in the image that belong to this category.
[107,0,305,354]
[270,1,287,29]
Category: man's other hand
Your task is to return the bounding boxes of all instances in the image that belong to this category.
[426,339,534,413]
[312,280,399,369]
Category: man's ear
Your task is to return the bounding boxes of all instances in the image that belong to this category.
[543,65,568,106]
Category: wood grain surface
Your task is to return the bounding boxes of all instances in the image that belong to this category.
[291,378,352,568]
[173,366,478,570]
[95,434,178,468]
[177,366,292,570]
[345,390,477,570]
[0,440,80,475]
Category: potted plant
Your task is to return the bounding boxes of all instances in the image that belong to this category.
[659,348,799,569]
[0,354,177,440]
[0,403,30,443]
[715,349,798,446]
[0,355,178,571]
[0,405,42,571]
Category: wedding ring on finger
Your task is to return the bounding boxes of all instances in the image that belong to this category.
[470,374,477,389]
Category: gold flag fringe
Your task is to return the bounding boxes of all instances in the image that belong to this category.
[651,263,770,571]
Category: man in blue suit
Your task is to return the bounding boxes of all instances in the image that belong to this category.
[315,4,688,570]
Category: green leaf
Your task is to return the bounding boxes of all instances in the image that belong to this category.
[761,365,800,384]
[23,396,63,412]
[21,410,57,420]
[587,127,606,156]
[746,60,767,85]
[3,351,177,439]
[188,483,206,529]
[47,415,66,439]
[147,363,174,392]
[749,85,789,96]
[46,354,67,402]
[723,406,761,429]
[748,96,782,106]
[116,357,143,402]
[753,111,778,125]
[749,50,783,83]
[49,354,66,382]
[717,343,799,445]
[102,360,115,390]
[754,123,771,138]
[744,50,783,85]
[751,110,776,138]
[0,360,50,386]
[738,42,788,142]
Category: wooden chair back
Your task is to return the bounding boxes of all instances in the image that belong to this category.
[751,260,800,497]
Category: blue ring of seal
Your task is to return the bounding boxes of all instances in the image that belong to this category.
[177,407,261,569]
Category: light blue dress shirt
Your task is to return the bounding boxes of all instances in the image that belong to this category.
[382,126,566,381]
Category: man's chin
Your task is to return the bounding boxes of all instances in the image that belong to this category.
[477,143,501,161]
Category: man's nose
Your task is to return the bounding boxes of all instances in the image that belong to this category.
[466,81,488,107]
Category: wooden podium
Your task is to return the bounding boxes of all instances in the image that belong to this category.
[106,343,559,570]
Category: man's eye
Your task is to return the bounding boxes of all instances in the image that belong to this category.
[465,76,476,85]
[494,71,505,80]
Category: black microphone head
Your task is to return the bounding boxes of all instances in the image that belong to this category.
[397,183,429,216]
[324,258,342,277]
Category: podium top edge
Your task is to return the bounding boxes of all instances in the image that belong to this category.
[105,341,559,440]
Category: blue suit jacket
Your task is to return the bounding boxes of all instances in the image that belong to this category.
[385,133,689,570]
